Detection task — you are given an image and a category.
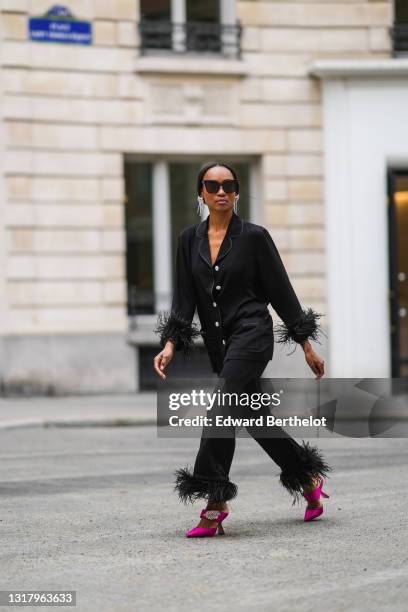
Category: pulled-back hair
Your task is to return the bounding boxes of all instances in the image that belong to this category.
[196,161,240,196]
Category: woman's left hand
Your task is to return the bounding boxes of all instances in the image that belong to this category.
[303,344,325,379]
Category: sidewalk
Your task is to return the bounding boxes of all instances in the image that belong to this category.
[0,393,157,429]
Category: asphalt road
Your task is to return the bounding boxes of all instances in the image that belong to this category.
[1,426,407,612]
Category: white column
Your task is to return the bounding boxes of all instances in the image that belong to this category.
[171,0,186,53]
[152,161,172,313]
[249,159,262,224]
[220,0,238,57]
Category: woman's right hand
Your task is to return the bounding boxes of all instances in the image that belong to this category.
[153,340,175,380]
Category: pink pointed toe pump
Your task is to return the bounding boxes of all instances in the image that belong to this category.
[303,477,330,522]
[186,508,229,538]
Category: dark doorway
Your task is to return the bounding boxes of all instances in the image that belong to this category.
[388,169,408,377]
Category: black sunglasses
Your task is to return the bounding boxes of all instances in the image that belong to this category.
[202,179,238,194]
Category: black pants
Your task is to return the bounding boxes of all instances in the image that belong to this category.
[174,357,332,506]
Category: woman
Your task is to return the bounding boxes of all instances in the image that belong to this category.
[153,161,332,538]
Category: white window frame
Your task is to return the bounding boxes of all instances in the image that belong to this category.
[171,0,237,55]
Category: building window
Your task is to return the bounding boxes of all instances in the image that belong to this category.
[139,0,241,58]
[124,158,251,317]
[124,161,154,315]
[392,0,408,56]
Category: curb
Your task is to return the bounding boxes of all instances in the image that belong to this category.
[0,417,157,430]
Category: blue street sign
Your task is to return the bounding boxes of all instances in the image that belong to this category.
[29,4,92,45]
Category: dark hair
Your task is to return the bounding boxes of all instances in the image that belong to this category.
[196,161,240,196]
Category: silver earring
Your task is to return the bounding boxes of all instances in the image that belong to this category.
[197,195,205,216]
[233,194,240,214]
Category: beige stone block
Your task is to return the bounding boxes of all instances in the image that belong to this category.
[20,305,127,333]
[244,52,312,76]
[94,20,116,45]
[103,255,125,278]
[101,178,124,201]
[0,69,118,98]
[261,78,320,102]
[288,179,323,201]
[8,229,34,252]
[288,228,325,249]
[267,227,289,250]
[117,74,144,99]
[239,77,263,102]
[93,0,137,20]
[102,230,126,252]
[288,129,323,152]
[1,41,134,72]
[286,155,323,176]
[5,202,104,229]
[2,0,28,9]
[7,255,106,280]
[242,26,261,52]
[100,125,287,154]
[281,252,325,276]
[32,230,101,253]
[6,177,31,199]
[240,103,321,128]
[264,179,288,200]
[369,27,392,52]
[5,204,35,227]
[36,205,103,228]
[117,20,137,47]
[7,178,100,202]
[265,203,324,225]
[261,27,368,52]
[103,205,124,228]
[6,256,35,279]
[2,94,143,125]
[8,281,103,306]
[14,305,127,333]
[5,121,99,150]
[4,151,122,177]
[35,178,100,202]
[103,280,126,304]
[1,14,26,39]
[238,2,392,27]
[263,154,322,177]
[293,276,325,299]
[263,155,287,176]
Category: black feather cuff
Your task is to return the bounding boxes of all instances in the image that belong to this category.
[279,440,333,506]
[275,307,325,354]
[174,466,238,505]
[154,311,201,356]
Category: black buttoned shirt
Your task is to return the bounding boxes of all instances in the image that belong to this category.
[156,211,322,374]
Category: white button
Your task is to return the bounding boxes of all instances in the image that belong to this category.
[215,285,221,290]
[214,265,219,271]
[222,340,226,345]
[213,302,217,307]
[215,322,219,327]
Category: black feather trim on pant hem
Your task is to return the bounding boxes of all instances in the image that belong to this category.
[279,440,333,506]
[174,467,238,505]
[154,311,201,356]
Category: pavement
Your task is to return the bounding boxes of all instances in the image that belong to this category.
[0,393,157,430]
[1,426,408,612]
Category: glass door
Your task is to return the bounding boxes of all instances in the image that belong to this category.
[388,169,408,376]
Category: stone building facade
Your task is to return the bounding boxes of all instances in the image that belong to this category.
[0,1,400,393]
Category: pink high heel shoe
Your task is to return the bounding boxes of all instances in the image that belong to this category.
[303,477,330,522]
[186,508,229,538]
